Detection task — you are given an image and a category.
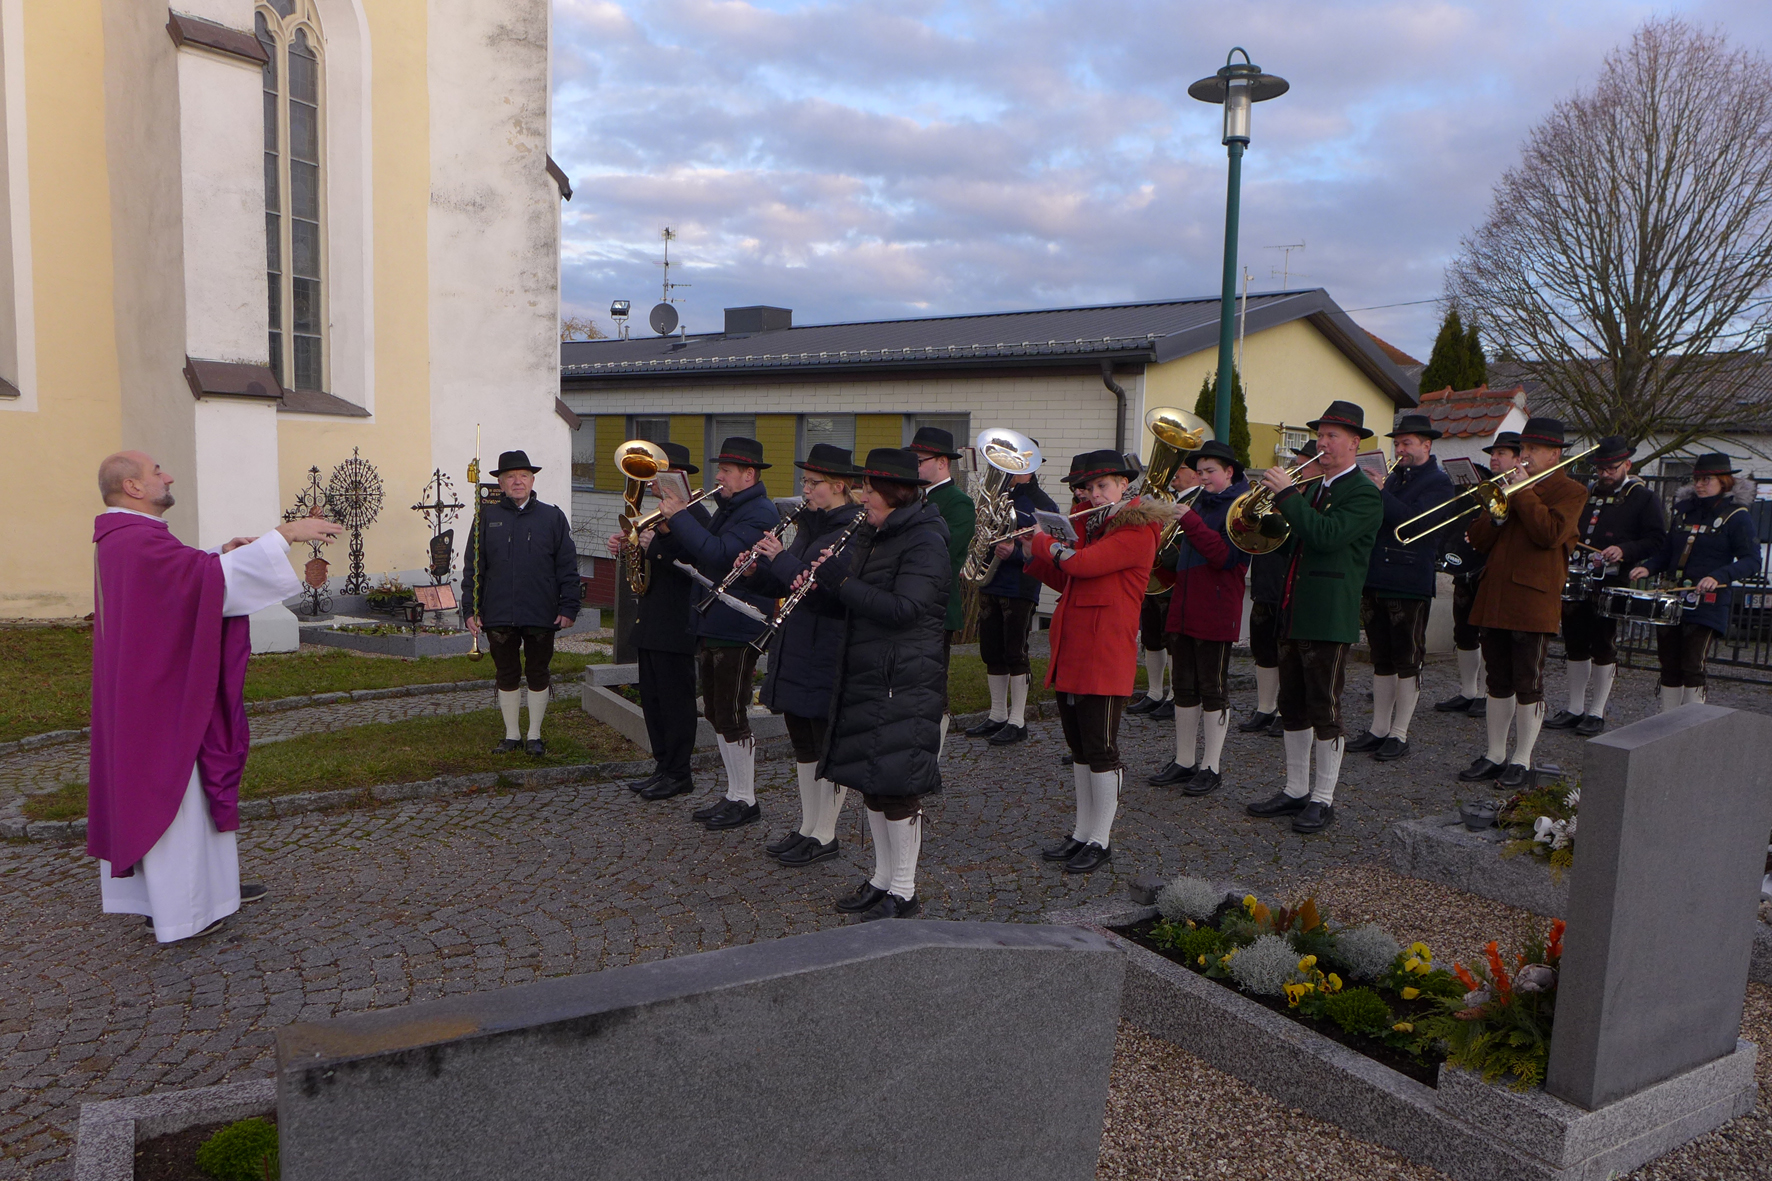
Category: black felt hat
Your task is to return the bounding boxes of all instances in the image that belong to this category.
[1306,400,1374,440]
[1185,439,1245,477]
[1386,413,1443,441]
[1690,452,1741,477]
[490,449,541,475]
[794,443,856,477]
[1591,436,1633,466]
[856,448,930,485]
[712,436,771,469]
[1064,448,1139,487]
[906,427,962,460]
[1519,417,1572,449]
[661,441,699,475]
[1482,431,1523,455]
[1291,439,1319,460]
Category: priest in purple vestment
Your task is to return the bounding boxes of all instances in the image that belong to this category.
[89,451,340,942]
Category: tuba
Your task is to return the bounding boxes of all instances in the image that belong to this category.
[615,439,669,594]
[960,427,1044,586]
[1140,407,1213,594]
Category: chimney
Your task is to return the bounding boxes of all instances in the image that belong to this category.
[724,306,792,337]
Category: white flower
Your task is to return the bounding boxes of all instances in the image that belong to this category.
[1563,786,1581,810]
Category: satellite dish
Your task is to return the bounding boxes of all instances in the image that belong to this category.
[649,303,679,335]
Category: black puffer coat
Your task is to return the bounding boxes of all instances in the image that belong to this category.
[745,502,865,721]
[816,499,951,798]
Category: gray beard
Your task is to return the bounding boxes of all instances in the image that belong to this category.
[153,491,175,509]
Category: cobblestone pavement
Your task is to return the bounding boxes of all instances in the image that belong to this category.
[2,656,1768,1178]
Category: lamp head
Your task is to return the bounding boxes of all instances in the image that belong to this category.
[1188,48,1289,146]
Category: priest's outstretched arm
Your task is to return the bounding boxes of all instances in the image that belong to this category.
[215,517,341,617]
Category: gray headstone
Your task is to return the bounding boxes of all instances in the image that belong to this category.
[276,920,1123,1181]
[1545,704,1772,1110]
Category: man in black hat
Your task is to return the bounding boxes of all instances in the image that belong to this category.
[906,427,975,754]
[1129,461,1198,721]
[1239,441,1312,737]
[967,461,1057,746]
[462,450,581,756]
[1345,413,1454,763]
[605,442,705,798]
[654,437,780,829]
[1543,435,1665,736]
[1434,432,1521,717]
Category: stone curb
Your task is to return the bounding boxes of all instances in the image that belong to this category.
[0,727,90,756]
[73,1078,276,1181]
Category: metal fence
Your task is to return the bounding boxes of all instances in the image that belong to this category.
[1609,473,1772,683]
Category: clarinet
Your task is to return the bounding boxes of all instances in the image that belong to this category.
[748,515,870,653]
[696,505,809,615]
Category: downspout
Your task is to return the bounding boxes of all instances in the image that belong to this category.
[1101,361,1127,454]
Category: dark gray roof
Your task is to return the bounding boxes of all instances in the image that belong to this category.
[1490,359,1772,435]
[560,288,1417,408]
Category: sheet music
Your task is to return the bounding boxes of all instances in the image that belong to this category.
[1034,509,1078,542]
[653,470,690,501]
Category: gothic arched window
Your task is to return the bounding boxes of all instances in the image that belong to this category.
[256,2,324,392]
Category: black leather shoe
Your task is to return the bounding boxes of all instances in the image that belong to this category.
[965,717,1008,738]
[703,800,761,830]
[766,830,811,857]
[1261,713,1285,737]
[1148,760,1196,787]
[778,838,840,867]
[1373,737,1411,762]
[1458,757,1504,781]
[1574,714,1606,737]
[1292,801,1335,834]
[1464,697,1487,717]
[1182,768,1222,796]
[1238,710,1277,733]
[627,772,664,794]
[240,883,268,904]
[836,881,888,913]
[1543,709,1581,730]
[1433,694,1474,713]
[1060,752,1075,766]
[525,739,546,757]
[692,796,729,820]
[1497,763,1534,790]
[1063,843,1112,874]
[1041,836,1086,862]
[1246,791,1309,818]
[1148,698,1176,720]
[1125,693,1160,716]
[1344,730,1385,753]
[494,738,523,753]
[988,724,1029,746]
[860,892,920,921]
[639,776,694,800]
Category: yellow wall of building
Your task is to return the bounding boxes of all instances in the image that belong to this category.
[593,415,625,491]
[0,2,123,616]
[754,413,796,499]
[855,414,901,464]
[670,414,704,476]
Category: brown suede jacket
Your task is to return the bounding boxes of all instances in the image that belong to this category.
[1467,470,1586,634]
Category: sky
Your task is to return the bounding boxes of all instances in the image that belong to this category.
[550,0,1772,360]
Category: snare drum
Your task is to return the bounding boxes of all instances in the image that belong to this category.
[1562,553,1613,603]
[1594,586,1689,626]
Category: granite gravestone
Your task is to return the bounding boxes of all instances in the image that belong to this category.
[1545,703,1772,1110]
[277,920,1122,1181]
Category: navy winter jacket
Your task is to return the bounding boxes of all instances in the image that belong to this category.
[668,482,780,643]
[460,495,580,629]
[630,504,710,655]
[1366,457,1455,599]
[982,478,1060,601]
[745,502,865,721]
[1639,483,1761,634]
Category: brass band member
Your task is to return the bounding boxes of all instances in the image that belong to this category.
[1346,414,1454,763]
[967,468,1058,744]
[1244,402,1382,835]
[1149,441,1249,795]
[1240,442,1314,736]
[655,438,780,830]
[1629,452,1758,710]
[1544,436,1666,735]
[1458,418,1585,788]
[1129,463,1198,719]
[1435,432,1520,717]
[1024,450,1172,873]
[747,445,865,866]
[906,428,976,756]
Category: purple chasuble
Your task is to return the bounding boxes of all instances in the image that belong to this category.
[87,513,252,877]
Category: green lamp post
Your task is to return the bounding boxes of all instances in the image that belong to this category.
[1189,49,1289,444]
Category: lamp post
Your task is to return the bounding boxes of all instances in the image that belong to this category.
[1190,49,1288,446]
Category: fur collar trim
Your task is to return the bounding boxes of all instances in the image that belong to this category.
[1672,478,1756,515]
[1103,496,1180,532]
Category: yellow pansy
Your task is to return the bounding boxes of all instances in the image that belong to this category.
[1393,1022,1414,1033]
[1409,942,1432,961]
[1401,987,1420,1000]
[1243,894,1258,912]
[1403,956,1422,973]
[1297,955,1318,971]
[1324,973,1343,992]
[1197,955,1207,966]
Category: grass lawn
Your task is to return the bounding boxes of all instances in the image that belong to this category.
[0,625,605,744]
[23,704,643,822]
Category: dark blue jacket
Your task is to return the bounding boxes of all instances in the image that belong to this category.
[669,482,780,642]
[1366,457,1455,599]
[631,504,710,655]
[982,478,1059,601]
[744,502,864,721]
[1640,484,1760,634]
[460,495,580,629]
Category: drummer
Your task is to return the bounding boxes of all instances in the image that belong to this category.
[1629,453,1759,710]
[1543,436,1665,737]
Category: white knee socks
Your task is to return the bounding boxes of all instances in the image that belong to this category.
[1144,648,1170,700]
[1392,677,1421,742]
[987,674,1010,723]
[886,814,921,899]
[866,808,892,890]
[1565,659,1592,715]
[526,687,549,740]
[1514,701,1546,769]
[810,782,847,845]
[938,714,949,759]
[1589,663,1617,717]
[1283,728,1313,799]
[1087,769,1120,848]
[1485,696,1517,764]
[1680,685,1707,706]
[1255,665,1280,714]
[1370,674,1397,738]
[1660,684,1683,713]
[1201,709,1230,772]
[499,689,522,740]
[1173,704,1202,766]
[1311,737,1344,805]
[718,736,756,804]
[1458,647,1484,699]
[1071,763,1093,843]
[1008,674,1029,727]
[794,762,820,837]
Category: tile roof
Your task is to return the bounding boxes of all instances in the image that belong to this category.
[1418,384,1527,439]
[1365,333,1422,368]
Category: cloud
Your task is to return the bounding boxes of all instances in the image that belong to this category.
[552,0,1772,357]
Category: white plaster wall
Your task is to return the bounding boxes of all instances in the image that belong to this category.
[0,0,34,413]
[192,398,285,545]
[175,43,265,362]
[312,0,373,411]
[428,0,564,560]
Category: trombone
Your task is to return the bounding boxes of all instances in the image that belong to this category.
[1393,445,1597,546]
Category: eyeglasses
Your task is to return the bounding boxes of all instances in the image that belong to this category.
[801,476,828,488]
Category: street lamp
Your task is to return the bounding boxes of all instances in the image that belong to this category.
[1190,49,1288,446]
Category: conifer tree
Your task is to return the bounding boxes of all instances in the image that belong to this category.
[1193,369,1251,467]
[1420,308,1474,393]
[1461,320,1489,389]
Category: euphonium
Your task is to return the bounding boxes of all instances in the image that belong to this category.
[1225,453,1327,555]
[1140,406,1213,594]
[615,439,669,594]
[960,427,1044,586]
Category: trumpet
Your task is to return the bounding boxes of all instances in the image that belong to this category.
[1225,453,1327,555]
[1393,445,1597,546]
[749,514,871,652]
[626,488,715,537]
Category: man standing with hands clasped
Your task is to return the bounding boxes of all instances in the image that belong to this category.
[89,451,341,942]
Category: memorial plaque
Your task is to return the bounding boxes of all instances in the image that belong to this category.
[412,585,455,611]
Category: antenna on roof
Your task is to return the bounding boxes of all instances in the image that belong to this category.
[1264,241,1306,289]
[657,227,690,305]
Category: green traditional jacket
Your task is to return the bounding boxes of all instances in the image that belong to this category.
[926,479,976,632]
[1272,467,1383,644]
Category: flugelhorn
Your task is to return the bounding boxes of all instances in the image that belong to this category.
[1225,453,1328,555]
[1392,445,1597,546]
[614,440,667,595]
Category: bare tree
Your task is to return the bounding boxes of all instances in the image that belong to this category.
[561,315,606,342]
[1448,18,1772,463]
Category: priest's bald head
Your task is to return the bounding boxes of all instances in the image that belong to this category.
[99,451,176,515]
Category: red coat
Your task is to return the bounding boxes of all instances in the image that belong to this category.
[1163,481,1250,643]
[1025,498,1171,696]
